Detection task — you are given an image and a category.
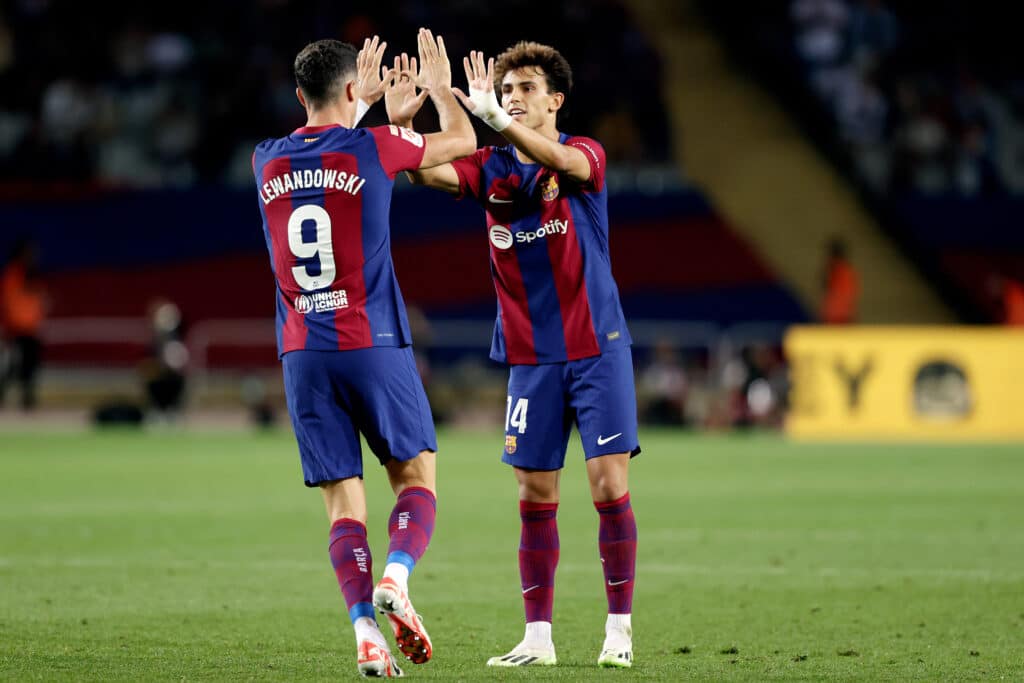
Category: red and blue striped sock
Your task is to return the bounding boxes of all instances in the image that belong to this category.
[519,500,560,624]
[595,492,637,614]
[328,518,375,623]
[384,486,437,582]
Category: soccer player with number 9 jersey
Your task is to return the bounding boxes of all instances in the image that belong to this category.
[252,30,474,678]
[393,42,640,668]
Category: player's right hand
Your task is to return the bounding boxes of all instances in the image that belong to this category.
[385,52,429,126]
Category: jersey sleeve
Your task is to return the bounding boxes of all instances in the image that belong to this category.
[566,136,606,192]
[450,148,491,201]
[368,125,428,179]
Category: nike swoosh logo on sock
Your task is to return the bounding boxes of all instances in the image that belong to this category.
[607,578,630,586]
[522,585,541,594]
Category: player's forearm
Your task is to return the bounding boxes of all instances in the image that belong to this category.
[431,86,475,153]
[500,122,577,173]
[405,166,459,194]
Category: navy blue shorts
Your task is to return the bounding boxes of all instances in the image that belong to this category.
[282,346,437,486]
[501,346,640,471]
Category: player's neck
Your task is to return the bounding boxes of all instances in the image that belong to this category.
[305,104,355,130]
[514,124,560,164]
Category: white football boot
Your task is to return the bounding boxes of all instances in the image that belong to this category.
[487,622,557,667]
[486,641,558,667]
[597,615,633,668]
[372,577,432,664]
[357,639,404,678]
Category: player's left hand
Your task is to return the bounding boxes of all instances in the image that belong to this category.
[415,28,452,92]
[355,35,392,105]
[385,52,429,126]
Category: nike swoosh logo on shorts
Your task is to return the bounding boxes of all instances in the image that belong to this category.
[489,193,514,204]
[607,578,630,586]
[522,585,540,594]
[597,433,623,446]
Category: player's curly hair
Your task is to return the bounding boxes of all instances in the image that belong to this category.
[294,39,358,108]
[494,41,573,98]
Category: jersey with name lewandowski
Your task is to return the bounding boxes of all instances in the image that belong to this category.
[253,124,426,357]
[451,133,631,365]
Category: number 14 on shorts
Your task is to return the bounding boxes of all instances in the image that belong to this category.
[506,396,528,434]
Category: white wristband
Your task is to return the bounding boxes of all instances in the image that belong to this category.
[354,98,371,126]
[467,87,513,132]
[480,107,513,132]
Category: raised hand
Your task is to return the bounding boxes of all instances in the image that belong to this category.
[415,28,452,92]
[385,52,429,126]
[451,50,494,113]
[354,35,391,105]
[452,50,511,131]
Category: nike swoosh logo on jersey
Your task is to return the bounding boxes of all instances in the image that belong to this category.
[607,578,630,586]
[597,433,623,446]
[522,585,540,594]
[489,193,514,204]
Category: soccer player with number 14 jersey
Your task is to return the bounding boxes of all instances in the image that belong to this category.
[392,43,640,668]
[253,31,474,677]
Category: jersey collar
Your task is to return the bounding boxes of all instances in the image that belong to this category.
[293,124,342,135]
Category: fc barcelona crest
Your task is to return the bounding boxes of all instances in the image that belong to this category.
[505,435,518,454]
[541,175,559,201]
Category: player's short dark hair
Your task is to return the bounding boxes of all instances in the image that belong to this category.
[494,41,573,99]
[294,39,358,108]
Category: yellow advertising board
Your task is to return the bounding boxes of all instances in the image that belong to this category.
[785,326,1024,441]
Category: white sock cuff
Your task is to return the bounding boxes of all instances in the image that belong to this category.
[606,613,632,630]
[354,616,384,646]
[524,620,553,644]
[383,562,410,590]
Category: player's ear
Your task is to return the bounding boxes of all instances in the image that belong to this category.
[296,87,308,109]
[549,91,565,113]
[345,80,357,104]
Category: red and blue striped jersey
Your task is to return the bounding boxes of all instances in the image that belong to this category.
[253,124,425,357]
[451,134,631,365]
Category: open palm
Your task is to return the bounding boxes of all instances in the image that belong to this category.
[415,28,452,92]
[454,50,494,112]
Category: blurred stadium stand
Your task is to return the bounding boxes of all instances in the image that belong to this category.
[695,0,1024,323]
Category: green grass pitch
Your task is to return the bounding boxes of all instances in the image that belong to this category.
[1,428,1022,680]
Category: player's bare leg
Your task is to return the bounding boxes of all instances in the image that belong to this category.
[322,478,404,677]
[587,453,636,668]
[488,468,560,666]
[374,450,437,664]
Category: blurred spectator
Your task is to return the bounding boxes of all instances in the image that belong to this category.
[820,237,860,324]
[790,0,850,102]
[847,0,899,70]
[0,237,47,410]
[791,0,849,67]
[741,344,789,428]
[639,340,688,425]
[953,121,1002,196]
[241,375,276,429]
[139,298,189,420]
[988,274,1024,326]
[407,304,449,424]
